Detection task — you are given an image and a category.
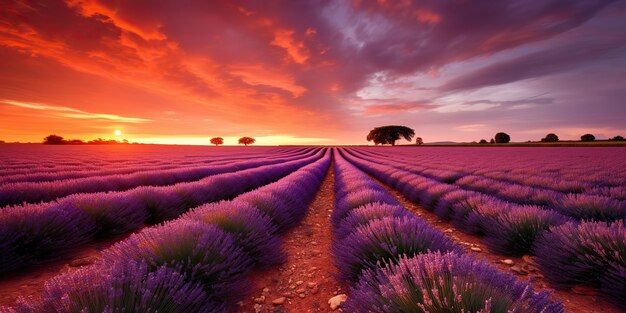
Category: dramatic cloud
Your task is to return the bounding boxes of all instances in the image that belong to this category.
[1,99,150,123]
[0,0,624,143]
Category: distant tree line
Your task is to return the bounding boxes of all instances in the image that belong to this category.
[42,134,133,145]
[364,126,625,146]
[474,132,625,144]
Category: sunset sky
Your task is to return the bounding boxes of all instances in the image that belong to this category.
[1,0,625,145]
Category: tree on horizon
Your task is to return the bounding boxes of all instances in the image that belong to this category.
[43,134,65,145]
[210,137,224,146]
[494,132,511,144]
[238,137,256,146]
[415,137,423,145]
[367,125,415,146]
[581,134,595,142]
[541,133,559,142]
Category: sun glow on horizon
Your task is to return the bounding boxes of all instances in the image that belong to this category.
[114,130,122,136]
[132,135,333,146]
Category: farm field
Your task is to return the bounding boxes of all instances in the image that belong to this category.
[0,145,625,313]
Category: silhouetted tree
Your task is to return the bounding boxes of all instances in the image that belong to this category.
[43,134,65,145]
[367,125,415,146]
[415,137,423,145]
[0,140,5,144]
[210,137,224,146]
[494,132,511,144]
[66,139,85,144]
[490,138,495,144]
[238,137,256,146]
[580,134,595,142]
[541,133,559,142]
[479,139,488,144]
[609,135,624,141]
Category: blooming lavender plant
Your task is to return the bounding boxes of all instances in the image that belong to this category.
[450,194,512,234]
[483,206,570,255]
[184,200,285,266]
[34,260,221,313]
[102,219,252,303]
[333,216,461,282]
[344,252,564,313]
[555,194,626,222]
[61,193,147,236]
[238,191,299,231]
[433,189,480,219]
[534,220,625,304]
[334,203,409,240]
[333,190,398,225]
[0,202,95,273]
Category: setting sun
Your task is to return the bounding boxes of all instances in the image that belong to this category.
[114,130,122,136]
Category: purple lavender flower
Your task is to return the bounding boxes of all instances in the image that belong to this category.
[555,194,626,222]
[450,194,512,234]
[238,191,298,231]
[534,220,625,303]
[333,190,398,225]
[0,202,96,273]
[60,192,147,236]
[345,252,564,313]
[483,206,570,255]
[333,216,461,282]
[184,200,285,266]
[102,219,252,303]
[36,260,222,313]
[334,203,409,240]
[433,189,481,219]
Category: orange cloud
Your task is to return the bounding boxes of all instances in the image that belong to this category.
[271,29,310,64]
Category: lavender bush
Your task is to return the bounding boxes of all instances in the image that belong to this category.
[34,260,221,313]
[61,193,147,236]
[334,203,408,240]
[333,216,461,282]
[0,203,95,273]
[184,200,285,266]
[333,191,398,225]
[555,194,626,222]
[534,220,625,304]
[345,252,564,313]
[483,206,570,255]
[102,219,252,303]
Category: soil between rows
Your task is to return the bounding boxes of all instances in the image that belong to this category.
[232,163,348,313]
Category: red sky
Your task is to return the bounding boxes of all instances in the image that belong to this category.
[1,0,625,145]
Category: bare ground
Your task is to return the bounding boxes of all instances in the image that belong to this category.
[232,164,348,313]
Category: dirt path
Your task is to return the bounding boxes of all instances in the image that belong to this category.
[368,175,622,313]
[233,164,347,313]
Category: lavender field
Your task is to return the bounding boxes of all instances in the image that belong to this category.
[0,145,625,312]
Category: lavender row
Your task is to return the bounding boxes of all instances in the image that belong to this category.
[0,148,311,185]
[347,148,626,222]
[342,149,626,305]
[354,147,626,194]
[2,150,331,312]
[0,146,313,177]
[342,150,572,255]
[0,149,325,274]
[534,220,626,305]
[330,150,563,312]
[0,149,318,206]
